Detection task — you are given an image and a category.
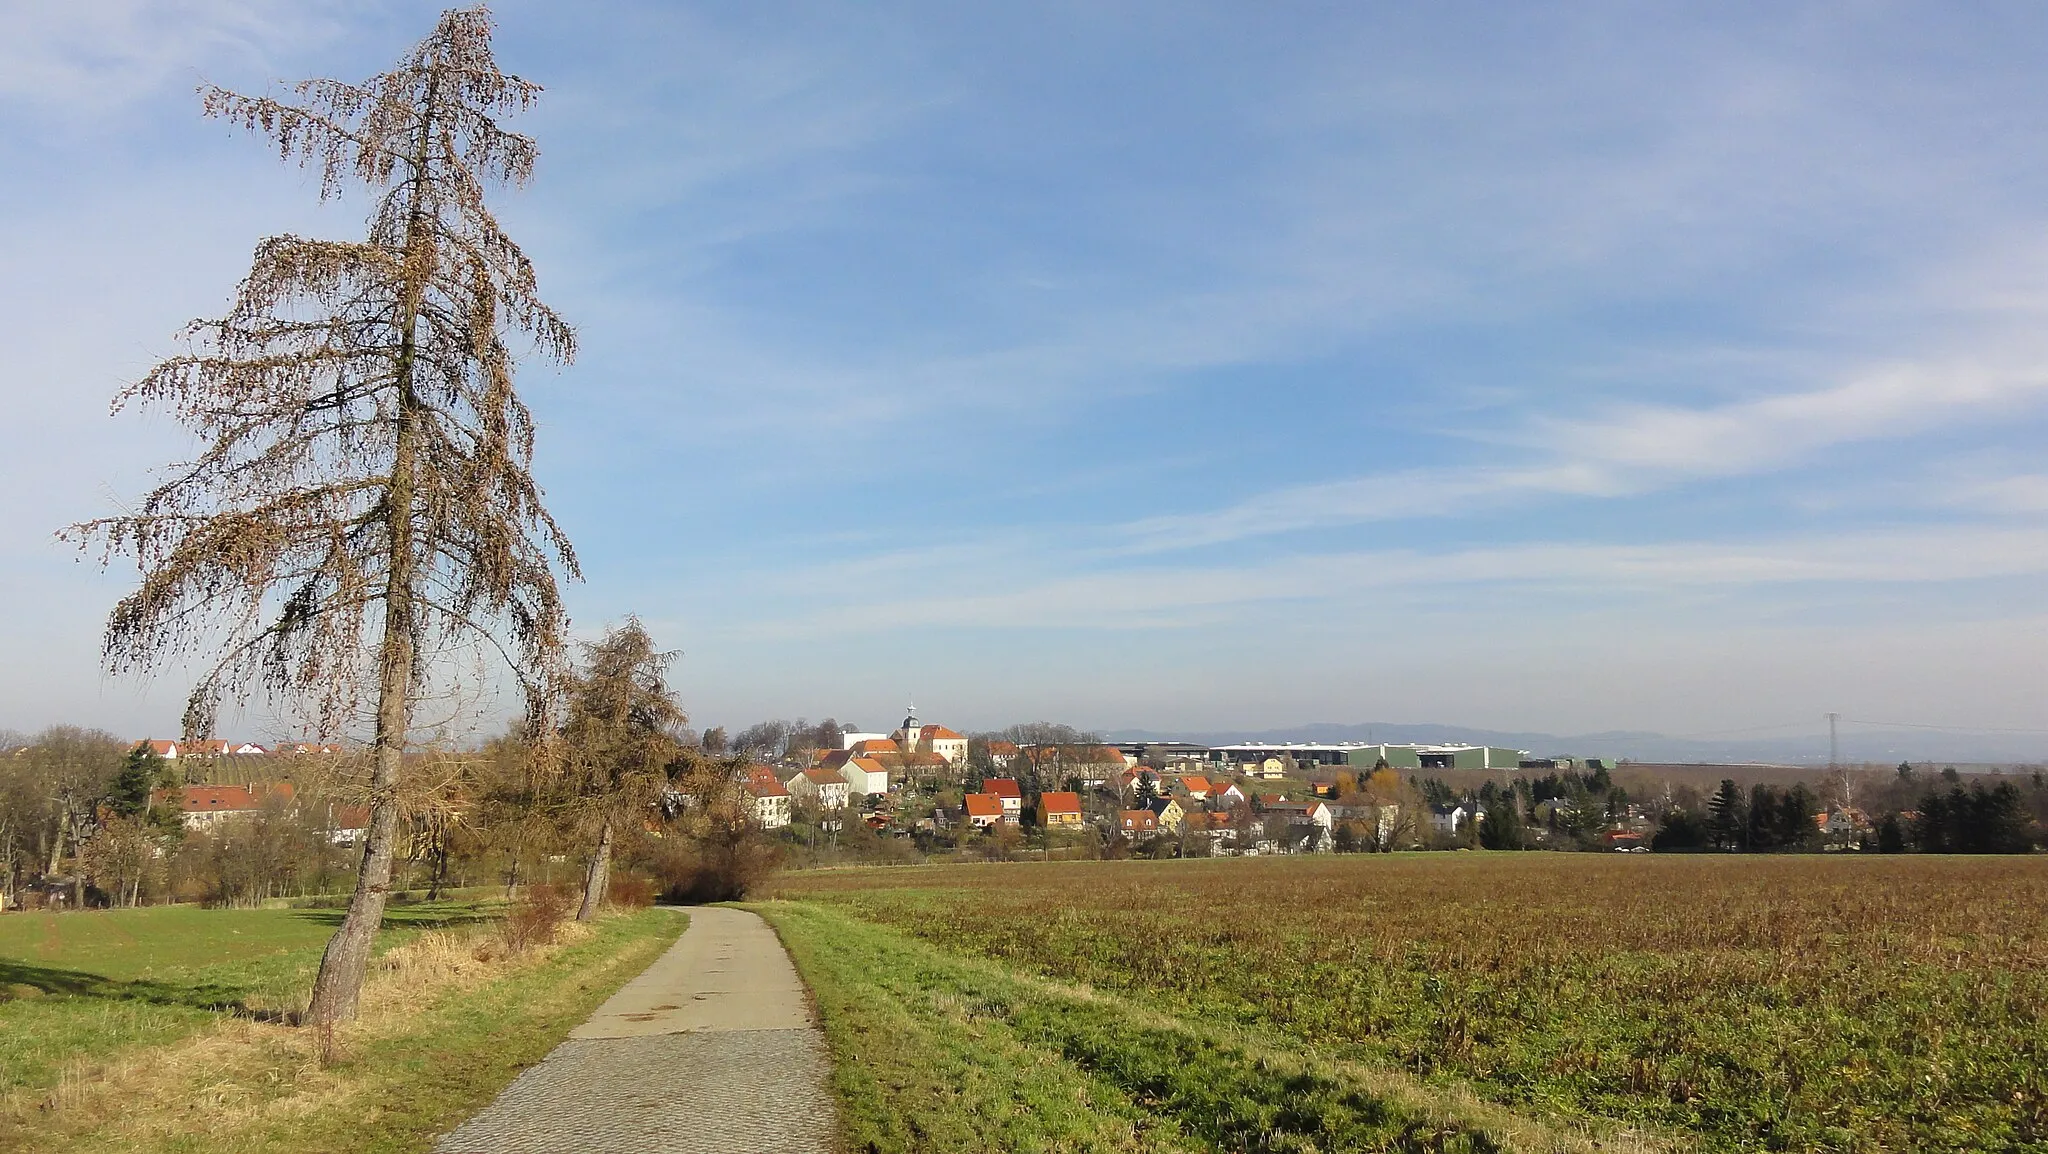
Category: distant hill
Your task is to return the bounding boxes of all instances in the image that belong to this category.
[1106,721,2048,767]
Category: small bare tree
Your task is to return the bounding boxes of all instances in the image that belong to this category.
[560,618,687,920]
[66,7,576,1024]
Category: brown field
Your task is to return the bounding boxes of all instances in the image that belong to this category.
[771,853,2048,1153]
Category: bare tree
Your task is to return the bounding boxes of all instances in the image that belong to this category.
[561,619,687,920]
[66,8,575,1024]
[25,727,127,904]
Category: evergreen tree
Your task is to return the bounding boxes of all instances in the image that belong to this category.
[1780,783,1820,848]
[1707,779,1747,850]
[1478,799,1526,850]
[1875,812,1907,853]
[109,745,162,817]
[1651,808,1710,851]
[1746,783,1782,849]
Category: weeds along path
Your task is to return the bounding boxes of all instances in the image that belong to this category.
[757,900,1676,1154]
[2,908,680,1153]
[433,905,836,1154]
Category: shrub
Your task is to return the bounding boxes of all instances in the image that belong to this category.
[501,883,570,953]
[607,872,654,909]
[650,833,781,904]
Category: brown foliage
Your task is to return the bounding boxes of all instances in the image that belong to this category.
[606,873,654,909]
[61,5,577,1026]
[501,883,570,953]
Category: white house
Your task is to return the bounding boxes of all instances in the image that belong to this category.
[913,724,969,766]
[745,776,791,830]
[840,756,891,797]
[1429,804,1471,835]
[981,777,1023,819]
[785,768,851,810]
[1260,799,1333,835]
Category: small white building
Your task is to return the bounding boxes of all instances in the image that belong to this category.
[1429,804,1471,835]
[745,776,791,830]
[840,756,891,797]
[913,724,969,766]
[785,768,851,810]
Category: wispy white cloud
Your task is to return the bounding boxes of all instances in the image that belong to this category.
[1118,341,2048,549]
[0,1,344,115]
[742,523,2048,636]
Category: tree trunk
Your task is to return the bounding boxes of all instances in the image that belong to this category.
[45,811,65,879]
[303,71,438,1028]
[577,816,613,921]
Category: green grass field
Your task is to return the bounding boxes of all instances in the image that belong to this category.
[0,901,683,1153]
[0,899,497,1094]
[770,854,2048,1154]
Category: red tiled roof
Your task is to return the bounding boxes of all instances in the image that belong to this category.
[1118,809,1159,832]
[746,777,789,799]
[964,793,1004,818]
[921,725,966,741]
[851,738,899,754]
[1039,791,1081,815]
[982,778,1022,798]
[986,741,1020,754]
[155,782,295,813]
[330,804,371,830]
[802,768,846,786]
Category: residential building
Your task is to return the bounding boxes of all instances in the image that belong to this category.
[985,740,1021,768]
[841,756,891,797]
[1429,803,1471,835]
[1174,775,1214,800]
[1037,791,1083,827]
[963,792,1006,829]
[785,768,851,810]
[151,782,296,830]
[848,738,901,757]
[744,774,792,830]
[326,803,371,845]
[911,724,969,766]
[981,777,1023,820]
[1140,795,1185,833]
[1117,809,1160,838]
[1027,745,1130,785]
[1260,799,1334,836]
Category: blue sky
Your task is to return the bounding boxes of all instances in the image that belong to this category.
[4,2,2048,743]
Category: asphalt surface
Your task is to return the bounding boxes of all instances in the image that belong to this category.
[432,906,836,1154]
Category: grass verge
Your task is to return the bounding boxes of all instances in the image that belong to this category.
[0,906,682,1153]
[0,900,499,1093]
[756,900,1673,1154]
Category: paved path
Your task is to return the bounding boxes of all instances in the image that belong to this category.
[433,906,835,1154]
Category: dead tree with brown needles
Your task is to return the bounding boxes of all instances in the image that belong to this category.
[66,7,576,1025]
[559,619,687,921]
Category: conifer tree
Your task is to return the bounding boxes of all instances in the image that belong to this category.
[68,7,576,1024]
[560,619,687,920]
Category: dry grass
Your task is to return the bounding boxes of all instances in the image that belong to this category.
[5,914,601,1148]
